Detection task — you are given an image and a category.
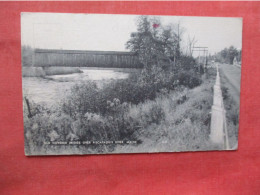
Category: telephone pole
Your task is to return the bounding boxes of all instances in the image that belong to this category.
[192,46,208,74]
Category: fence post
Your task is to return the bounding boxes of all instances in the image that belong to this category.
[25,97,32,118]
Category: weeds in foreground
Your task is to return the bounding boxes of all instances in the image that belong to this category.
[221,84,239,149]
[24,66,206,155]
[115,71,216,153]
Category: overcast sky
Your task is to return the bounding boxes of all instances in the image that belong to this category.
[21,13,242,55]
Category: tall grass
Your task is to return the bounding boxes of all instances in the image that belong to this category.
[221,81,239,149]
[115,68,217,153]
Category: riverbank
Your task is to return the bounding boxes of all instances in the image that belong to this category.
[23,66,218,155]
[22,66,83,77]
[22,67,134,107]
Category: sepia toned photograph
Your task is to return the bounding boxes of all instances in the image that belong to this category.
[21,13,242,155]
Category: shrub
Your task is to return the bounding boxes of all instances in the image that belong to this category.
[177,70,202,88]
[178,56,196,70]
[221,86,229,100]
[101,77,150,105]
[129,101,166,129]
[62,64,201,119]
[104,98,141,139]
[146,103,165,125]
[24,109,76,154]
[73,112,108,141]
[62,81,100,117]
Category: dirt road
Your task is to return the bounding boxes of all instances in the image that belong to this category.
[218,63,241,105]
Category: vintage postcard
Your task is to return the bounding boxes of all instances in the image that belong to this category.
[21,13,242,155]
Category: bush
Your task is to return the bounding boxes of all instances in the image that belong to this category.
[139,66,176,88]
[101,77,150,105]
[178,56,196,70]
[62,81,100,117]
[177,70,202,88]
[73,112,108,141]
[221,86,229,100]
[141,103,165,125]
[24,109,76,154]
[62,69,172,118]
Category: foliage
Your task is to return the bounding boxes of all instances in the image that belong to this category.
[177,70,202,89]
[178,55,196,71]
[62,81,100,117]
[220,80,240,148]
[126,16,182,70]
[126,16,162,68]
[215,46,241,64]
[115,70,217,153]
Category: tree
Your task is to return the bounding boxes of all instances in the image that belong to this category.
[213,46,240,64]
[126,16,162,69]
[187,35,197,57]
[218,46,239,64]
[221,48,228,60]
[175,22,183,60]
[126,16,183,71]
[237,49,242,62]
[227,46,238,64]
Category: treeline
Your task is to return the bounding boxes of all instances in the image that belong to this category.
[214,46,241,64]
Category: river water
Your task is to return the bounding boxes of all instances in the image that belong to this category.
[22,67,132,106]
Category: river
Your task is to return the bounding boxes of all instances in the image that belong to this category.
[22,67,134,106]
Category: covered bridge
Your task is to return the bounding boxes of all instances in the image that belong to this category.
[34,49,143,68]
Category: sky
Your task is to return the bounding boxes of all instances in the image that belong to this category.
[21,13,242,55]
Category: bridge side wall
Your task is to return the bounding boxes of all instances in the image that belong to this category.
[34,51,142,68]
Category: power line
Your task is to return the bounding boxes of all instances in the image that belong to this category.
[192,46,209,73]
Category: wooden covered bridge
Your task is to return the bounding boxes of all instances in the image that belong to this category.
[34,49,143,68]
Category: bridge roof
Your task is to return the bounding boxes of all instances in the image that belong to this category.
[35,49,137,56]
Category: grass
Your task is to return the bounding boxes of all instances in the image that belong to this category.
[115,68,218,153]
[220,77,240,149]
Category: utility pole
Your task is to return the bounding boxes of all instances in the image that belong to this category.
[192,46,208,74]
